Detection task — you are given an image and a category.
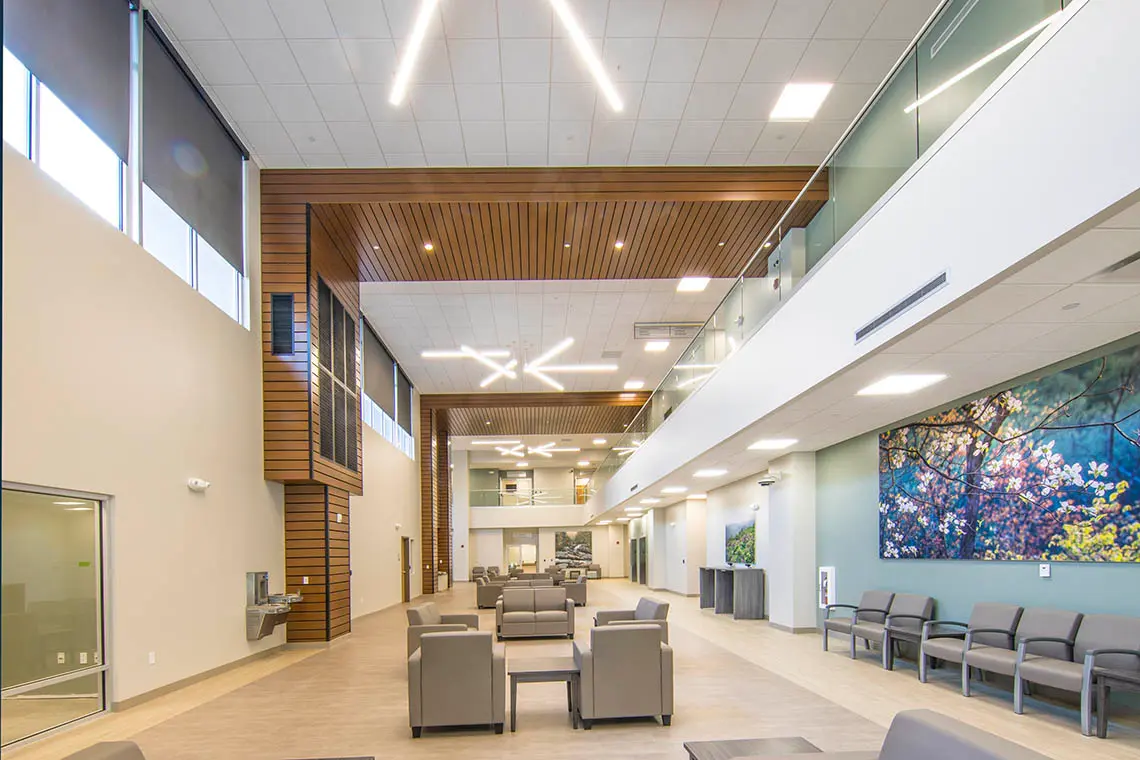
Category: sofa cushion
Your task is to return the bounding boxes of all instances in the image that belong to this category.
[503,611,535,625]
[534,587,567,611]
[501,588,535,613]
[535,610,568,623]
[965,645,1034,676]
[923,637,967,663]
[824,618,854,634]
[1074,614,1140,672]
[1018,657,1084,691]
[852,620,886,643]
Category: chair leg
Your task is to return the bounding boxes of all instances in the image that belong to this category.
[822,630,829,651]
[850,635,857,659]
[962,663,971,697]
[662,715,672,726]
[882,634,893,670]
[582,719,592,730]
[919,652,928,683]
[494,723,504,735]
[412,727,422,738]
[1014,672,1025,714]
[1081,685,1093,737]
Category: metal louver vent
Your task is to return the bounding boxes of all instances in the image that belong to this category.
[600,349,623,359]
[332,298,346,383]
[334,384,347,465]
[270,293,294,355]
[634,322,703,340]
[345,315,357,388]
[318,280,332,371]
[346,394,358,470]
[319,368,334,461]
[855,271,948,344]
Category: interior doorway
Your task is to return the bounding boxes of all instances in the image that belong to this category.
[400,537,412,603]
[637,537,648,585]
[1,486,107,747]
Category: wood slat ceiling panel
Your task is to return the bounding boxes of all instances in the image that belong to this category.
[446,405,643,437]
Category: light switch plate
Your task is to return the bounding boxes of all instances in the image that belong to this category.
[1039,563,1051,578]
[302,576,309,585]
[337,513,342,523]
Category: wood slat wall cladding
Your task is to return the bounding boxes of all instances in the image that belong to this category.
[445,405,647,436]
[419,406,442,595]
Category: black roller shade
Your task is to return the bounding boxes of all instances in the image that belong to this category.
[3,0,131,160]
[397,370,413,433]
[270,293,295,355]
[334,384,347,465]
[142,15,245,273]
[363,322,396,419]
[346,392,358,470]
[332,298,346,383]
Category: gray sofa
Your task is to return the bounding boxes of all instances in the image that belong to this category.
[408,631,505,737]
[822,590,894,652]
[851,593,935,669]
[963,607,1082,699]
[496,587,575,639]
[920,602,1023,683]
[574,624,673,728]
[595,597,669,643]
[406,602,479,656]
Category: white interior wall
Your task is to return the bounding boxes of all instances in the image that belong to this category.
[684,499,707,594]
[767,453,818,631]
[349,426,420,617]
[1,149,284,703]
[471,529,505,570]
[706,477,769,568]
[664,504,687,594]
[532,467,574,494]
[451,450,470,581]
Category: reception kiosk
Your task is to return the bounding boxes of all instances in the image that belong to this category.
[699,566,765,620]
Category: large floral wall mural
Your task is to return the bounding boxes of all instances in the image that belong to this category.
[879,345,1139,562]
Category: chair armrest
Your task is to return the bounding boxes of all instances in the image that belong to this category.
[964,627,1016,651]
[595,609,635,625]
[921,620,968,641]
[824,603,857,620]
[408,649,422,727]
[1016,636,1075,665]
[607,619,669,643]
[495,599,504,627]
[566,599,576,636]
[851,607,889,624]
[441,613,480,629]
[1086,648,1140,661]
[574,642,594,719]
[660,643,674,715]
[407,624,466,657]
[492,646,506,724]
[886,613,930,626]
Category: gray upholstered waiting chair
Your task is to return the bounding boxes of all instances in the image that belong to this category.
[574,624,673,729]
[963,607,1083,699]
[406,602,479,657]
[408,631,505,737]
[822,590,894,652]
[851,593,935,669]
[564,575,588,606]
[920,603,1023,683]
[595,597,669,643]
[1015,613,1140,735]
[471,565,486,578]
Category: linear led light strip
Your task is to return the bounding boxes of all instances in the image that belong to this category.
[903,11,1062,114]
[549,0,623,112]
[389,0,441,106]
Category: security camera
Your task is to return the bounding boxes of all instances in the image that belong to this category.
[757,473,781,487]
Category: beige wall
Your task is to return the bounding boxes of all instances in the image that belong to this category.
[1,148,285,703]
[349,425,421,617]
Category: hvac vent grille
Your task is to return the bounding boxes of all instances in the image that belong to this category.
[317,280,332,371]
[600,349,623,359]
[855,271,948,344]
[270,293,294,355]
[319,368,334,462]
[634,322,703,340]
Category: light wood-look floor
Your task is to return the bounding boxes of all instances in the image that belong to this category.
[5,581,1138,760]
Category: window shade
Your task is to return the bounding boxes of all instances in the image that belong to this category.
[363,323,395,419]
[3,0,130,160]
[142,15,245,273]
[397,371,413,433]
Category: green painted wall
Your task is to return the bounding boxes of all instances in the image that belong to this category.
[816,433,1140,626]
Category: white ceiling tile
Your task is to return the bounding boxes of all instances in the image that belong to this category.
[506,121,550,154]
[442,0,499,37]
[605,0,665,36]
[358,85,414,121]
[549,121,592,154]
[1006,229,1140,285]
[697,39,758,83]
[462,122,507,153]
[1101,201,1140,229]
[659,0,719,37]
[1005,284,1140,325]
[449,39,503,84]
[763,0,830,39]
[647,38,706,82]
[726,83,782,119]
[373,121,424,153]
[182,41,257,85]
[328,121,381,154]
[598,83,644,120]
[551,39,592,83]
[456,84,505,121]
[815,82,875,122]
[639,83,691,119]
[840,39,908,84]
[564,0,610,38]
[508,152,549,166]
[602,38,655,82]
[706,151,749,165]
[866,0,940,40]
[290,40,354,84]
[794,39,859,81]
[381,0,420,39]
[410,85,460,120]
[711,0,777,39]
[746,148,789,165]
[753,121,804,152]
[816,0,886,39]
[326,0,393,38]
[254,152,306,168]
[239,121,297,153]
[498,0,553,37]
[409,40,454,84]
[385,153,427,167]
[284,121,339,153]
[792,120,847,152]
[785,149,826,165]
[1084,293,1140,324]
[629,150,670,165]
[212,85,277,121]
[468,153,509,166]
[212,0,283,39]
[426,153,468,167]
[504,84,550,121]
[549,152,589,166]
[301,153,346,167]
[590,121,636,154]
[743,39,807,82]
[713,121,764,152]
[682,83,738,121]
[549,84,597,121]
[632,120,679,152]
[672,120,721,152]
[268,0,338,38]
[262,84,323,121]
[151,1,229,39]
[341,39,398,84]
[500,39,552,84]
[310,84,369,121]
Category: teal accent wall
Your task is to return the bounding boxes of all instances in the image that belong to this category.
[816,433,1140,626]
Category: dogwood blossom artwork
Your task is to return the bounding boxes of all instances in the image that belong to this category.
[878,345,1139,562]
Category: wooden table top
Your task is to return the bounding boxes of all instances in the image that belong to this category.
[508,656,578,676]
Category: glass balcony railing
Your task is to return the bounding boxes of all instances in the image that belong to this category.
[470,488,591,507]
[594,0,1066,493]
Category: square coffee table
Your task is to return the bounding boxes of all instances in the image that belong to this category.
[508,656,580,732]
[683,737,821,760]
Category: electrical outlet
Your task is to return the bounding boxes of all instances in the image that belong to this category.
[1039,563,1052,579]
[336,513,342,523]
[302,576,309,585]
[148,651,156,665]
[56,652,66,665]
[79,652,88,665]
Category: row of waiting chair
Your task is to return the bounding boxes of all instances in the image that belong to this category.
[822,591,1140,737]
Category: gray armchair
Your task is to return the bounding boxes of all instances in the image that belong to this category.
[850,593,934,669]
[406,602,479,657]
[487,566,501,577]
[586,563,601,579]
[495,587,575,639]
[822,590,894,652]
[963,607,1082,698]
[595,597,670,643]
[574,624,673,729]
[1015,613,1140,735]
[475,576,505,609]
[61,743,147,760]
[471,565,486,578]
[920,603,1023,683]
[408,631,505,737]
[564,576,588,606]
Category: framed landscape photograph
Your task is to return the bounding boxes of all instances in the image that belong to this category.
[554,530,592,568]
[725,520,755,566]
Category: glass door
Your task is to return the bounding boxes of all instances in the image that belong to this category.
[1,487,107,747]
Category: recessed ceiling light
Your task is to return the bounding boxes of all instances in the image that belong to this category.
[616,517,630,522]
[598,520,612,525]
[388,0,440,105]
[639,498,660,505]
[748,438,799,451]
[65,506,94,511]
[549,0,623,111]
[624,380,645,390]
[471,439,522,445]
[644,341,669,352]
[593,438,607,445]
[614,240,625,250]
[619,392,636,399]
[857,374,947,396]
[423,241,434,252]
[661,486,687,494]
[53,500,88,506]
[577,460,590,467]
[689,493,708,500]
[484,420,491,425]
[763,241,773,248]
[516,461,529,467]
[694,469,727,478]
[372,244,380,250]
[770,82,833,121]
[421,348,511,359]
[717,242,725,247]
[677,276,711,293]
[564,242,571,248]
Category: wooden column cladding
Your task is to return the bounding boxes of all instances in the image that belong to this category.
[418,406,446,595]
